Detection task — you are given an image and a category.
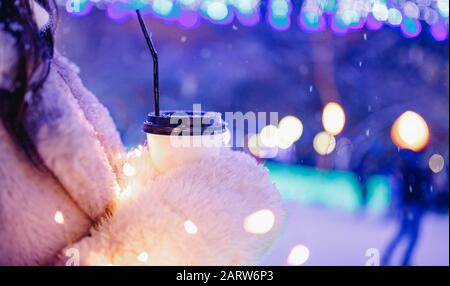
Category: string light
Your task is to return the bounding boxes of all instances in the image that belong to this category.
[184,220,199,234]
[391,111,430,152]
[60,1,447,39]
[152,0,175,17]
[248,134,279,159]
[119,184,134,202]
[372,3,389,22]
[126,147,143,160]
[287,244,310,266]
[388,8,402,26]
[403,2,420,19]
[137,251,149,263]
[113,183,122,197]
[54,211,65,224]
[243,209,275,234]
[260,125,280,148]
[322,102,346,136]
[279,115,304,143]
[205,1,229,21]
[437,0,449,18]
[429,154,445,174]
[267,0,293,31]
[313,131,337,155]
[123,163,137,177]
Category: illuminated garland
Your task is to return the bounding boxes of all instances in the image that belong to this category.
[62,0,448,40]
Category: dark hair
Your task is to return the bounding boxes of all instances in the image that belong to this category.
[0,0,56,166]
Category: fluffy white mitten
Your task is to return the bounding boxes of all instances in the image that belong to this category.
[57,148,284,266]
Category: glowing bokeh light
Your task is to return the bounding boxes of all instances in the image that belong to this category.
[179,0,197,7]
[260,125,280,148]
[243,209,275,234]
[437,0,449,18]
[299,11,325,32]
[152,0,174,17]
[431,22,449,41]
[321,0,337,13]
[366,13,384,30]
[184,220,199,234]
[248,134,261,157]
[278,115,304,144]
[119,184,134,201]
[429,154,445,173]
[391,111,430,152]
[206,1,229,21]
[271,0,290,17]
[65,0,93,16]
[178,10,201,28]
[401,17,422,38]
[372,4,389,22]
[388,8,402,26]
[287,244,310,266]
[123,163,137,177]
[331,14,350,35]
[322,102,346,136]
[128,147,143,159]
[267,0,292,31]
[403,2,420,19]
[59,1,448,38]
[341,9,360,27]
[54,211,65,224]
[248,134,278,158]
[137,251,149,262]
[233,0,259,15]
[277,137,294,150]
[313,131,337,155]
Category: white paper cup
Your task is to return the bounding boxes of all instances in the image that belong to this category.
[143,111,227,173]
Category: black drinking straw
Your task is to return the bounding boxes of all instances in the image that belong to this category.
[136,10,160,116]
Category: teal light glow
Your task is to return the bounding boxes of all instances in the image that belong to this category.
[319,0,337,13]
[206,2,229,21]
[266,162,391,212]
[302,11,321,29]
[266,162,361,210]
[152,0,174,16]
[372,3,389,21]
[128,0,149,10]
[179,0,197,7]
[64,1,448,38]
[388,8,402,26]
[268,0,292,30]
[437,0,449,18]
[66,0,90,14]
[366,176,392,214]
[341,9,360,26]
[401,17,421,37]
[233,0,255,15]
[271,0,289,17]
[333,14,350,29]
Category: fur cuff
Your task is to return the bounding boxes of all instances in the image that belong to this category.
[56,149,284,266]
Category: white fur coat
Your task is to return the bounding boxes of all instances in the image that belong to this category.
[0,29,283,266]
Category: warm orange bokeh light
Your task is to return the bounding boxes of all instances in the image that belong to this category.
[391,111,430,152]
[322,102,346,136]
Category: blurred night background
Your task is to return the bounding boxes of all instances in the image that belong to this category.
[57,0,448,265]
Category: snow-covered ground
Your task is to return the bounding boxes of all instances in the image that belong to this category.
[261,202,449,266]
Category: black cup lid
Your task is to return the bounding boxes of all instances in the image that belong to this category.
[143,110,227,136]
